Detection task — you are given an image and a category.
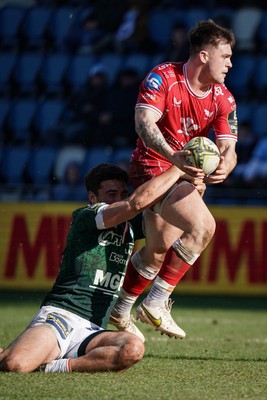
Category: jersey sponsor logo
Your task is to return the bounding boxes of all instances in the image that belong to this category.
[93,269,125,291]
[98,231,123,247]
[173,97,182,107]
[145,72,162,91]
[157,63,172,70]
[178,117,199,136]
[46,313,73,339]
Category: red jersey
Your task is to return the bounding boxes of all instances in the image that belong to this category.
[132,61,238,169]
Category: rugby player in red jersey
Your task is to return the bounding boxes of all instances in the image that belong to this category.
[110,19,238,339]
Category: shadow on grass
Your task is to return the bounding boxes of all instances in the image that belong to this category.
[146,353,267,362]
[0,291,266,310]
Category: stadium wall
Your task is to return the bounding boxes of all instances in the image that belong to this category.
[0,203,266,296]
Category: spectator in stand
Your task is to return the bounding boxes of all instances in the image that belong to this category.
[49,64,109,147]
[113,0,156,54]
[96,67,140,147]
[165,22,189,62]
[63,11,111,55]
[52,162,86,202]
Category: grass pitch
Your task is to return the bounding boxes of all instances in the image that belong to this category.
[0,292,266,400]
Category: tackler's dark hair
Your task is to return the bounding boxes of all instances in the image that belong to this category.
[84,163,129,193]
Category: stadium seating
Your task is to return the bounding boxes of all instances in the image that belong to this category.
[7,99,37,144]
[65,54,97,90]
[226,54,256,100]
[81,147,113,175]
[122,53,150,79]
[256,10,267,52]
[97,53,123,85]
[0,99,10,143]
[26,146,58,185]
[232,7,262,52]
[1,145,31,187]
[33,99,65,144]
[21,6,54,49]
[54,145,86,181]
[0,52,17,95]
[253,55,267,100]
[39,52,70,95]
[12,51,44,95]
[0,6,26,48]
[46,6,79,49]
[250,103,267,138]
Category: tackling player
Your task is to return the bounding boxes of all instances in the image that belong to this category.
[0,161,202,373]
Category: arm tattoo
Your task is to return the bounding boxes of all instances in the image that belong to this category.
[136,117,172,158]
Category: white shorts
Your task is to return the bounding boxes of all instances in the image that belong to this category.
[27,306,105,359]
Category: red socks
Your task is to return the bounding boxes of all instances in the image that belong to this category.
[122,258,151,297]
[158,246,191,286]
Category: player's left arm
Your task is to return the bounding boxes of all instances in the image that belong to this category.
[205,139,237,184]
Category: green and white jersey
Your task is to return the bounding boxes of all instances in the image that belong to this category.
[42,204,135,328]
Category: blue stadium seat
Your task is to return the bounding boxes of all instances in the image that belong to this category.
[33,99,64,143]
[21,6,54,49]
[82,147,112,174]
[253,55,267,100]
[122,53,150,79]
[13,51,44,95]
[1,145,31,187]
[256,10,267,51]
[111,147,133,165]
[236,101,253,125]
[0,98,10,142]
[232,6,262,52]
[184,8,208,30]
[148,8,176,49]
[7,99,37,144]
[0,6,26,48]
[97,53,123,85]
[46,6,79,49]
[0,52,17,95]
[40,52,70,94]
[65,54,96,90]
[251,103,267,138]
[27,146,58,185]
[226,54,256,100]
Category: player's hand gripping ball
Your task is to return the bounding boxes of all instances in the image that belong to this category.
[183,136,220,175]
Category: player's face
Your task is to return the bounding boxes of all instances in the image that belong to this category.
[94,179,128,204]
[204,42,232,84]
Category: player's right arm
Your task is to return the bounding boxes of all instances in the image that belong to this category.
[135,107,203,178]
[102,165,182,228]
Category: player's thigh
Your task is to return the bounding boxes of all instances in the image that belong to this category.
[161,183,214,234]
[140,209,182,267]
[2,326,60,367]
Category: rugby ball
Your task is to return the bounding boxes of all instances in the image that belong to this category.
[183,137,220,175]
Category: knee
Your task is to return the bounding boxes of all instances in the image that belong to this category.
[194,213,216,245]
[117,334,144,371]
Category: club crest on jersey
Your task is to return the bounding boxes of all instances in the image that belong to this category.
[178,117,199,136]
[145,72,162,91]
